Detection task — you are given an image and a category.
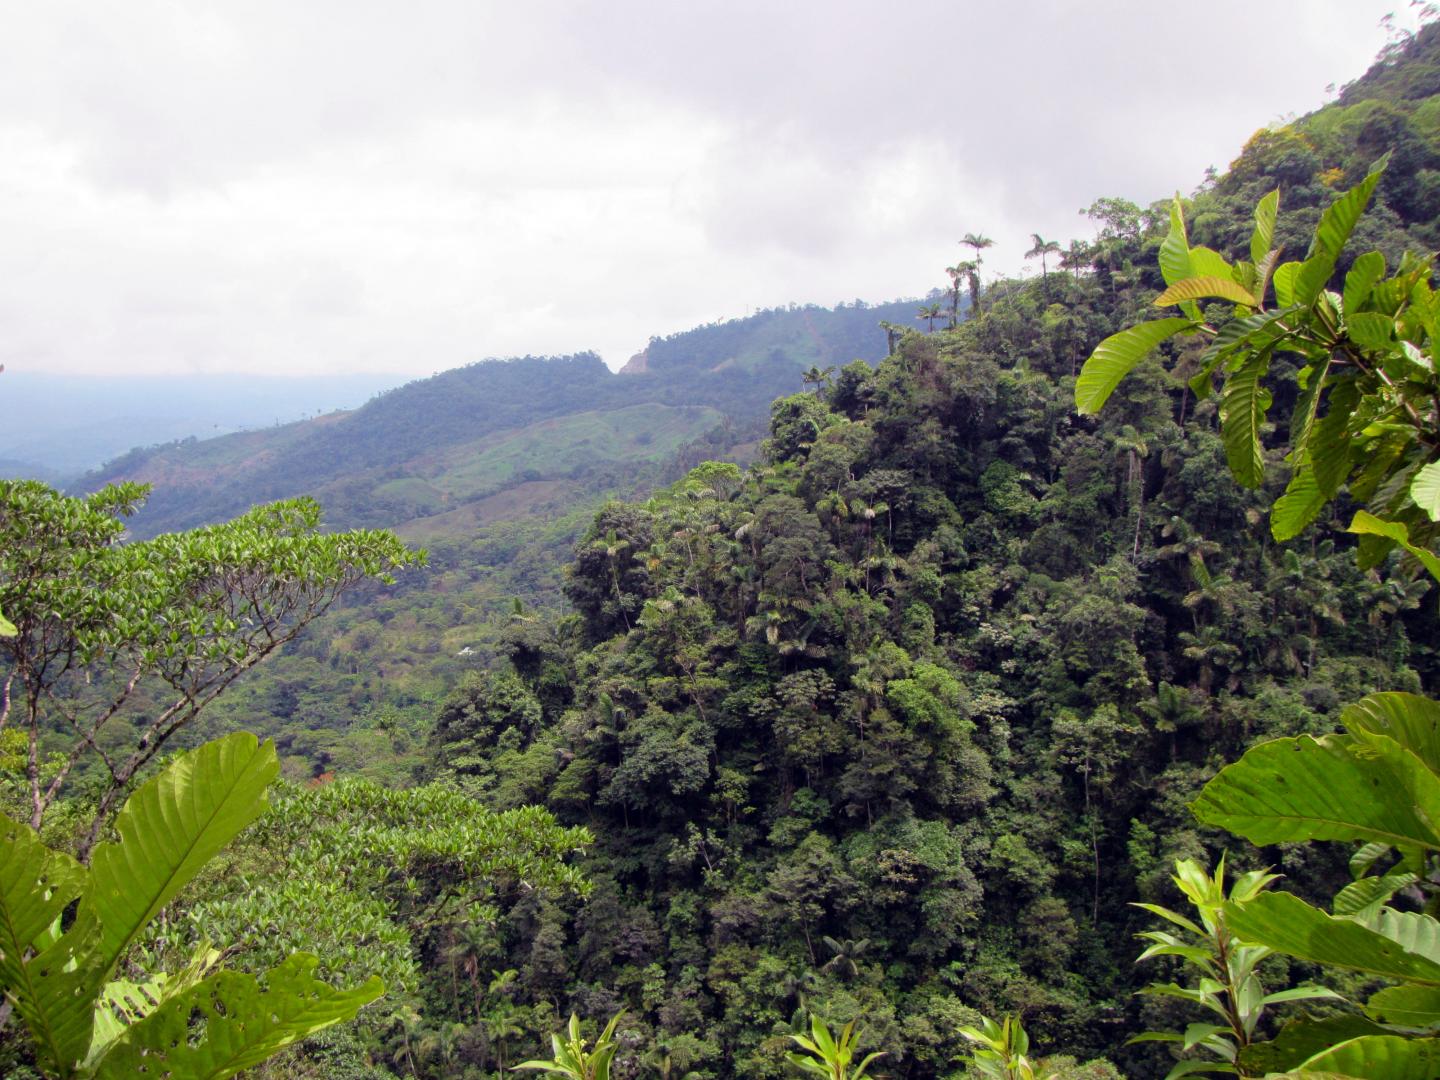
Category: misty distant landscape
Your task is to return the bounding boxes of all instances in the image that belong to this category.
[0,371,402,481]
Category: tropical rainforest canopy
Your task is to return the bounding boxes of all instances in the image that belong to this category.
[10,17,1440,1080]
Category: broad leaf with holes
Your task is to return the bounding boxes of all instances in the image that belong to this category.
[92,955,383,1080]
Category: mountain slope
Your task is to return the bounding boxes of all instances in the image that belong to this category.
[83,299,921,537]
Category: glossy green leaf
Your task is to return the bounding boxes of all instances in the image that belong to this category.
[1240,1016,1394,1075]
[1342,692,1440,775]
[1160,195,1192,287]
[1367,984,1440,1026]
[1187,247,1235,281]
[1191,308,1291,400]
[93,954,383,1079]
[1219,349,1271,488]
[1348,511,1440,584]
[1260,985,1343,1006]
[1251,189,1279,268]
[1313,380,1359,497]
[1226,892,1440,984]
[1294,1035,1440,1078]
[1192,731,1440,850]
[1294,158,1389,307]
[1271,468,1325,542]
[1287,362,1326,467]
[1334,873,1419,920]
[88,732,279,975]
[1350,311,1398,350]
[1344,250,1387,316]
[1410,462,1440,522]
[1351,842,1394,880]
[1273,261,1302,307]
[1075,318,1193,414]
[1155,276,1259,308]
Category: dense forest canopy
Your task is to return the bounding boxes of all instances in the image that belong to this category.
[11,16,1440,1080]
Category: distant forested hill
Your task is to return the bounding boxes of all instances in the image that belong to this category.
[81,298,922,538]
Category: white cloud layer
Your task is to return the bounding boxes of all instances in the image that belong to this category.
[0,0,1418,376]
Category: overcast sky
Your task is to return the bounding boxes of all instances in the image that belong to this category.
[0,1,1422,378]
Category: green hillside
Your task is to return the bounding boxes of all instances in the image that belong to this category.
[82,299,920,539]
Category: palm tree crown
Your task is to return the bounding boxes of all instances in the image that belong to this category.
[1025,233,1062,280]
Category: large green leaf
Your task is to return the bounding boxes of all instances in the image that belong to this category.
[1160,195,1192,287]
[1273,261,1302,307]
[1312,380,1359,498]
[1342,693,1440,775]
[1333,873,1418,920]
[1192,732,1440,849]
[1410,461,1440,522]
[1251,188,1280,268]
[0,812,88,1073]
[85,945,221,1069]
[1294,1035,1440,1078]
[1271,406,1351,535]
[1348,511,1440,584]
[1294,158,1389,307]
[1271,468,1326,542]
[1187,247,1235,281]
[93,953,383,1079]
[1226,892,1440,984]
[1155,276,1259,308]
[1344,250,1388,317]
[1350,311,1398,350]
[1367,984,1440,1026]
[1287,363,1327,468]
[1240,1015,1391,1074]
[1219,349,1272,488]
[1367,904,1440,967]
[1191,307,1296,399]
[87,976,166,1068]
[15,911,108,1077]
[1075,318,1192,414]
[0,812,84,991]
[87,732,279,974]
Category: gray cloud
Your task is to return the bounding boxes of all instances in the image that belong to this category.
[0,0,1411,376]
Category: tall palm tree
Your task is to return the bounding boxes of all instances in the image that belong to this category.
[960,232,994,262]
[591,528,632,631]
[915,301,943,332]
[802,365,836,391]
[1026,234,1062,281]
[1059,239,1092,277]
[945,262,974,327]
[963,264,981,321]
[959,233,994,315]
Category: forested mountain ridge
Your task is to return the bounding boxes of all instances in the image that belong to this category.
[81,300,922,539]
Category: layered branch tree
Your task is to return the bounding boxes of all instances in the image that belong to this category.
[0,481,423,854]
